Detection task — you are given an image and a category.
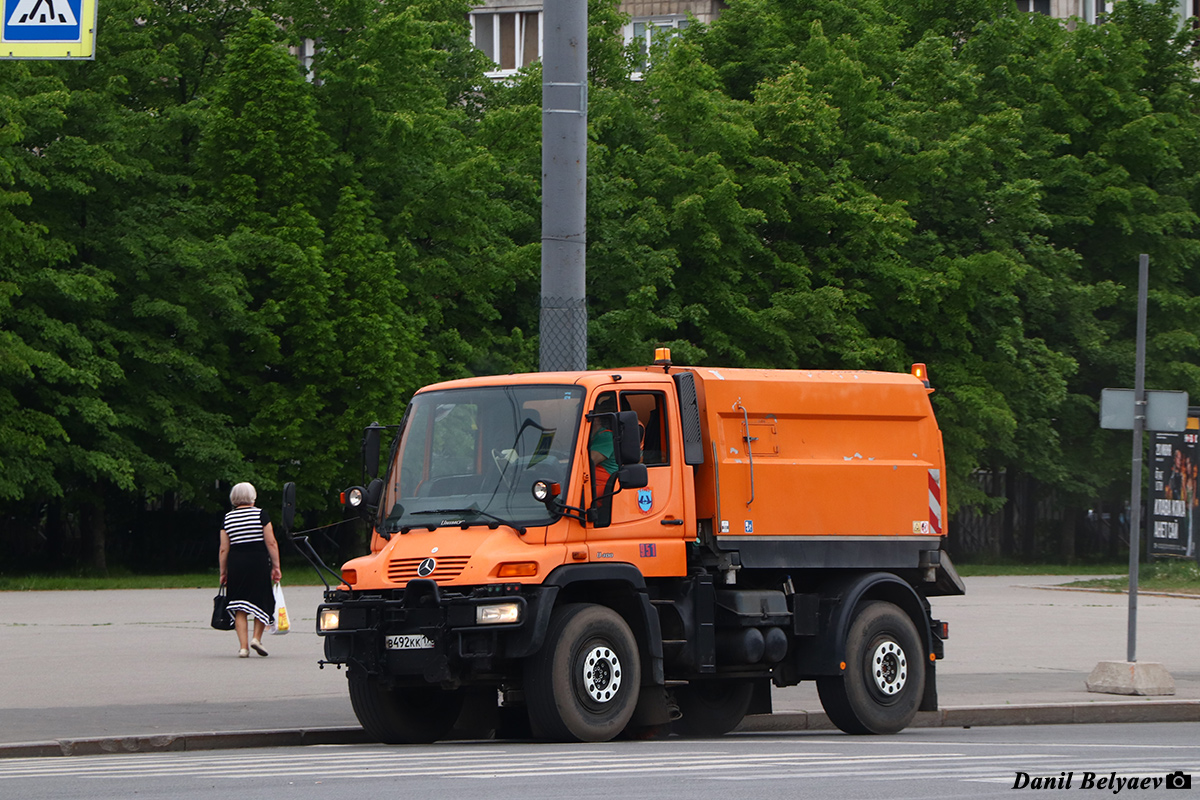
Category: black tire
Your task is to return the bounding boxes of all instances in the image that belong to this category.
[672,679,754,738]
[525,603,642,742]
[348,672,465,744]
[816,601,925,735]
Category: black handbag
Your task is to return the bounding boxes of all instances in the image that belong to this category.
[211,586,234,630]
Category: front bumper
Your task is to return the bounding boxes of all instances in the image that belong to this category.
[317,579,555,685]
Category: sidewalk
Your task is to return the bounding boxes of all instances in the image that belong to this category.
[2,575,1198,756]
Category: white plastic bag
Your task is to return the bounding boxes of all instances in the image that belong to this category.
[268,581,290,635]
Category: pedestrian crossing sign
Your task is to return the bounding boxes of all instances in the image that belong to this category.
[1,0,97,59]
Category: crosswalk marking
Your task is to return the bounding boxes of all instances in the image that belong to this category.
[1,739,1198,786]
[0,747,1191,782]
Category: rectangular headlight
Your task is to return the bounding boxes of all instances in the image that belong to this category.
[319,608,340,631]
[476,602,521,625]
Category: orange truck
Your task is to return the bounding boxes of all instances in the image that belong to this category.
[284,351,964,744]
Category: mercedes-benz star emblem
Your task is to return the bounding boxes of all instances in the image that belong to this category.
[417,558,437,577]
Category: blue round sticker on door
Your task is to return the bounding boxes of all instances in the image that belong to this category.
[638,489,653,513]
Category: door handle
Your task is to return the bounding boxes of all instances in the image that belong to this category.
[660,519,684,526]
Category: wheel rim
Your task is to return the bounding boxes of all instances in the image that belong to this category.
[580,644,622,704]
[869,639,907,697]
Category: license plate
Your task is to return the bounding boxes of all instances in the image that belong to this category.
[385,634,434,650]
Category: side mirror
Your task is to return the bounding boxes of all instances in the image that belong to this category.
[362,422,384,478]
[616,410,642,465]
[365,478,383,507]
[616,463,648,489]
[281,481,296,537]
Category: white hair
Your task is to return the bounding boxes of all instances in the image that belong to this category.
[229,482,257,506]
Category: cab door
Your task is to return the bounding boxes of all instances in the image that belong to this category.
[585,386,688,577]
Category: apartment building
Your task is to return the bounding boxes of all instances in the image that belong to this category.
[469,0,1197,78]
[1031,0,1198,25]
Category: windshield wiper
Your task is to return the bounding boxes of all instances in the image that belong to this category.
[411,508,527,536]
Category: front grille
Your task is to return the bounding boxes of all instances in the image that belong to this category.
[387,555,471,583]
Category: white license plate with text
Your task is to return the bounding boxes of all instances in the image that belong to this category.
[385,634,434,650]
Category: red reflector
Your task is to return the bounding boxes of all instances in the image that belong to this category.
[342,569,357,585]
[939,621,949,639]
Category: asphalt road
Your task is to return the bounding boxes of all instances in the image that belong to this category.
[1,723,1197,799]
[3,575,1200,754]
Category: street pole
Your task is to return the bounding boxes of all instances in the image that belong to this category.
[1087,254,1174,696]
[1126,253,1148,663]
[539,0,588,372]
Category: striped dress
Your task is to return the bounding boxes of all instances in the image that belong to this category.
[223,506,275,625]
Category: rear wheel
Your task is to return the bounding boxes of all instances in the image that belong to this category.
[672,679,754,737]
[817,601,925,735]
[525,603,641,742]
[348,672,464,744]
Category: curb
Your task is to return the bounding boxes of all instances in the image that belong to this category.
[3,701,1199,759]
[1025,584,1200,600]
[0,727,374,759]
[738,700,1200,733]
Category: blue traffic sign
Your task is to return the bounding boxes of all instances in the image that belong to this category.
[4,0,82,41]
[0,0,95,58]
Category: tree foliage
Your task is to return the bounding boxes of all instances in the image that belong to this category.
[1,0,1197,569]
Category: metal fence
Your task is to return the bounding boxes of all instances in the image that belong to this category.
[950,471,1129,562]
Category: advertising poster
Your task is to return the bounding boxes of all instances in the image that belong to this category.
[1150,415,1199,558]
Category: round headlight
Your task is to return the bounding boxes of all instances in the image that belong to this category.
[347,486,364,507]
[532,481,550,502]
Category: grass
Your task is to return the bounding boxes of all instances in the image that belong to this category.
[4,560,1198,593]
[955,562,1129,577]
[1060,559,1200,595]
[0,566,324,591]
[0,571,223,591]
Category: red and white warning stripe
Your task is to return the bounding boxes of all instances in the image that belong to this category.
[928,469,943,535]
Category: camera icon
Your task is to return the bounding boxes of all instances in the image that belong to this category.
[1165,770,1192,789]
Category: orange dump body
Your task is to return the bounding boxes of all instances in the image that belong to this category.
[683,367,946,542]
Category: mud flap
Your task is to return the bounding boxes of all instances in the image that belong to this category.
[630,686,677,727]
[748,677,773,716]
[920,660,938,712]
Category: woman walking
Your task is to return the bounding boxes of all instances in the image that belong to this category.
[218,482,282,657]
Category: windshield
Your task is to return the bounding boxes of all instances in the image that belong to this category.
[377,385,584,533]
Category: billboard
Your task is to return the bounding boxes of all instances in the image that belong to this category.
[1150,414,1200,559]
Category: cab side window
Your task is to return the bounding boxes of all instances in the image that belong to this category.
[620,391,669,467]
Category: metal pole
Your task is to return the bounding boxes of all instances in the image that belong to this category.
[1127,253,1149,663]
[539,0,588,372]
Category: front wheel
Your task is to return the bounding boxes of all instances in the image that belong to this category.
[817,601,925,735]
[525,603,642,742]
[348,672,464,744]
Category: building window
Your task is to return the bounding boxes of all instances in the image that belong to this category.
[1016,0,1051,13]
[624,15,690,74]
[294,38,319,84]
[471,9,541,76]
[1184,0,1197,28]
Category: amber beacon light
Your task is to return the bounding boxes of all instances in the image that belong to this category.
[911,363,930,388]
